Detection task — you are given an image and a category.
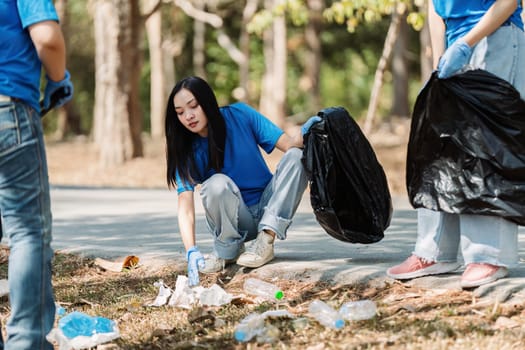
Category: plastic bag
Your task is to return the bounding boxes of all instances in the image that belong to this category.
[302,106,392,243]
[47,311,119,350]
[407,69,525,225]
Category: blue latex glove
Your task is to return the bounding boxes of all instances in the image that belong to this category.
[43,70,74,110]
[186,246,205,286]
[437,39,472,79]
[301,116,322,135]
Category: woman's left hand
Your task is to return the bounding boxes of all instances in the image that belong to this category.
[437,38,472,78]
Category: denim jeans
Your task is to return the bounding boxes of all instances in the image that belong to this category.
[0,100,55,349]
[199,147,308,259]
[415,24,525,267]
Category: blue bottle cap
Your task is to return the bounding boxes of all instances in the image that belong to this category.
[234,330,247,342]
[334,319,345,329]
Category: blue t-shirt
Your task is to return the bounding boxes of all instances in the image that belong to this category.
[175,102,284,206]
[433,0,524,46]
[0,0,59,111]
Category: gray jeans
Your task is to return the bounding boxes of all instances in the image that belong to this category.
[200,147,308,259]
[415,23,525,267]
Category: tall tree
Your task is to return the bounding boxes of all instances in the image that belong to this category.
[192,0,208,79]
[259,0,287,127]
[54,0,83,140]
[302,0,324,115]
[92,0,144,167]
[145,0,172,139]
[238,0,259,104]
[390,9,409,119]
[419,5,433,82]
[92,0,163,166]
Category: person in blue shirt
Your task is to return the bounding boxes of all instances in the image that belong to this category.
[388,0,524,288]
[0,0,73,348]
[166,76,318,286]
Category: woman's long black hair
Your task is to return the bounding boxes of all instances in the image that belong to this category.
[165,76,226,189]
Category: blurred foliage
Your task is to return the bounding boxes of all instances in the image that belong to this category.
[47,0,424,135]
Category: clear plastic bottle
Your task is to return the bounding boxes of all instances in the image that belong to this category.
[243,278,284,300]
[234,313,266,342]
[339,300,377,321]
[308,300,345,329]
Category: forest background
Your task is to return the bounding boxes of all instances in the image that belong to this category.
[46,0,436,194]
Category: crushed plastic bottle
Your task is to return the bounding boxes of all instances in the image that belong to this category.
[292,317,309,330]
[256,323,280,343]
[243,278,284,300]
[234,313,266,342]
[198,284,233,306]
[339,300,377,321]
[308,300,344,330]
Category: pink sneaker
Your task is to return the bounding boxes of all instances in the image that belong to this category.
[387,255,460,280]
[460,263,508,289]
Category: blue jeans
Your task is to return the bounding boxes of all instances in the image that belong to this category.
[200,147,308,259]
[0,100,55,349]
[415,24,525,267]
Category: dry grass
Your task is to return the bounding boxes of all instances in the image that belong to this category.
[2,248,524,349]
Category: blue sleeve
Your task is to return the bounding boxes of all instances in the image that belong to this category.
[17,0,59,28]
[175,170,195,194]
[232,103,284,154]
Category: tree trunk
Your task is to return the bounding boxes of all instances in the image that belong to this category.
[145,0,167,139]
[259,0,287,127]
[193,0,207,79]
[238,0,259,104]
[419,1,433,81]
[303,0,324,116]
[128,1,144,158]
[92,0,143,167]
[390,10,409,119]
[363,13,401,135]
[53,0,83,139]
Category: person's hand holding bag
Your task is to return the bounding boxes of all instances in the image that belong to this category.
[437,38,472,78]
[186,246,205,286]
[301,116,322,135]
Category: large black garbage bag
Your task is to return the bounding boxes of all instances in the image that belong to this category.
[302,106,392,244]
[407,69,525,225]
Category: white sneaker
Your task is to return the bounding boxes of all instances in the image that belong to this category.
[200,246,245,274]
[236,231,275,268]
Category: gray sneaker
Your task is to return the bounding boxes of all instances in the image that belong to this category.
[200,246,245,274]
[236,231,275,268]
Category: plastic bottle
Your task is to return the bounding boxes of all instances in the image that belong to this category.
[243,278,284,300]
[255,323,280,343]
[339,300,377,321]
[308,300,344,329]
[234,313,266,342]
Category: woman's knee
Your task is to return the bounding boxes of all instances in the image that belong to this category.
[201,174,235,198]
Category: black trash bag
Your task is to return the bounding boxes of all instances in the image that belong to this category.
[407,69,525,225]
[302,106,392,244]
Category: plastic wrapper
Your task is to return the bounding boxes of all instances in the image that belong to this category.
[302,106,392,243]
[46,311,119,350]
[407,70,525,225]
